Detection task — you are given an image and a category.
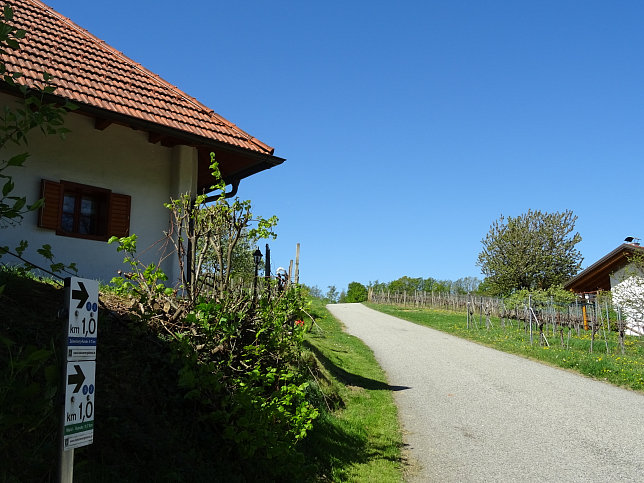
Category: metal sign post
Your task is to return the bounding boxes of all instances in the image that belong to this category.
[59,277,99,482]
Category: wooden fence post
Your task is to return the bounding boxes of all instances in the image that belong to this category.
[294,243,300,284]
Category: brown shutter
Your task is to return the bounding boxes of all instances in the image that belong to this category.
[108,193,131,238]
[38,179,62,230]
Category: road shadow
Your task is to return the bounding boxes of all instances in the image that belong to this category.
[304,341,410,391]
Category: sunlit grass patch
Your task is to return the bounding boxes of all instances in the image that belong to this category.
[302,300,404,482]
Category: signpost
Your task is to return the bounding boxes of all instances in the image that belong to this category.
[66,278,99,361]
[60,276,99,482]
[63,360,96,450]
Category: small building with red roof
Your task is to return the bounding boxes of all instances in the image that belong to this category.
[1,0,284,283]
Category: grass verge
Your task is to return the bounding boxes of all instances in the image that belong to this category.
[302,299,404,482]
[367,303,644,393]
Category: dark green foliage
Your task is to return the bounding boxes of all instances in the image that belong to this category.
[370,275,481,296]
[104,172,318,478]
[0,268,321,481]
[343,281,368,303]
[0,269,61,481]
[171,285,318,469]
[477,209,582,296]
[86,288,318,481]
[0,268,409,481]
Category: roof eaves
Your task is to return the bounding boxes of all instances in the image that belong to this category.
[0,80,283,169]
[13,0,277,157]
[564,244,644,289]
[222,158,285,184]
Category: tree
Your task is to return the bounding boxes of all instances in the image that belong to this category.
[325,285,339,303]
[303,284,323,299]
[388,276,423,294]
[452,276,481,294]
[344,281,368,303]
[111,158,278,309]
[476,209,582,296]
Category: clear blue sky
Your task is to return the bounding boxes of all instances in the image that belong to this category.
[47,0,644,293]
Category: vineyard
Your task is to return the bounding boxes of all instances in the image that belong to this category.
[367,289,643,356]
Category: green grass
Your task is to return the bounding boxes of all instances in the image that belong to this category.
[367,303,644,393]
[302,299,405,482]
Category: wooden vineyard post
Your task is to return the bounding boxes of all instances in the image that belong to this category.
[294,243,300,285]
[617,308,625,355]
[590,303,595,354]
[479,297,483,328]
[550,297,556,338]
[528,294,533,345]
[597,299,609,354]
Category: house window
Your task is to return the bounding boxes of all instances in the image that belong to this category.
[59,182,109,237]
[38,179,131,241]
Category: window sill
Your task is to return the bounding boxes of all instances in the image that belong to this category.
[55,230,110,242]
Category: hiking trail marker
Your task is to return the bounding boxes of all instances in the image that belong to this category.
[66,277,99,361]
[60,277,99,481]
[63,360,96,450]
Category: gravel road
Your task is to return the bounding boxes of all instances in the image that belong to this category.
[326,303,644,482]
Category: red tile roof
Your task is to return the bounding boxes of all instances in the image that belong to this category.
[0,0,276,157]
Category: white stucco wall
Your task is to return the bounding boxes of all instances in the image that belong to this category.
[611,264,644,336]
[2,97,198,285]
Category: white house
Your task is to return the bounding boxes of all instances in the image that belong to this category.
[564,242,644,335]
[1,0,284,284]
[610,264,644,336]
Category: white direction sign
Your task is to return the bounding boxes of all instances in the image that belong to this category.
[66,277,99,361]
[63,360,95,450]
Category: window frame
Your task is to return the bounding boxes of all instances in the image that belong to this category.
[38,179,131,242]
[57,180,110,240]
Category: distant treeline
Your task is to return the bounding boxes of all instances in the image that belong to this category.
[368,275,482,296]
[307,275,482,304]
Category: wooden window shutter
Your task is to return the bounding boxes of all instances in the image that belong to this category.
[108,193,131,238]
[38,179,62,230]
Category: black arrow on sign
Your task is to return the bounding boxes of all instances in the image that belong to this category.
[68,364,85,393]
[72,281,89,309]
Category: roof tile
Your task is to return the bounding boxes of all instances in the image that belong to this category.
[1,0,274,156]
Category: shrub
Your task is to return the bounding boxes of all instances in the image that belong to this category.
[344,281,368,303]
